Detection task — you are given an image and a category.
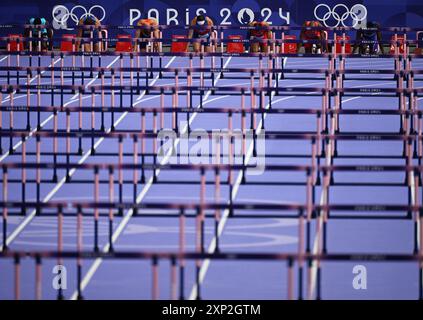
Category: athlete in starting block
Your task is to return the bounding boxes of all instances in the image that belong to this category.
[247,17,272,53]
[76,15,104,52]
[135,16,160,52]
[298,20,328,54]
[188,14,214,53]
[353,21,383,54]
[24,17,53,51]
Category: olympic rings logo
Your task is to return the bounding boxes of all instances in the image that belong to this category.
[314,4,367,28]
[52,5,106,30]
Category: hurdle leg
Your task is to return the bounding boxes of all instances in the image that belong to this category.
[81,44,85,85]
[195,229,202,301]
[57,206,63,299]
[53,108,58,182]
[111,69,115,131]
[109,166,115,252]
[21,137,26,215]
[200,53,204,87]
[152,257,159,300]
[36,136,41,214]
[306,169,314,253]
[6,40,10,84]
[287,258,294,300]
[60,54,65,112]
[9,90,14,154]
[94,166,100,252]
[35,255,42,300]
[91,88,96,154]
[2,167,8,251]
[316,264,322,300]
[121,54,125,106]
[78,89,83,155]
[26,71,31,131]
[170,256,178,300]
[153,110,159,182]
[195,173,205,299]
[179,208,186,300]
[140,111,146,184]
[133,136,138,215]
[118,135,123,215]
[14,254,20,300]
[159,49,163,78]
[298,263,303,300]
[101,71,105,131]
[214,134,221,252]
[65,110,71,182]
[298,207,305,299]
[76,206,84,300]
[130,53,134,107]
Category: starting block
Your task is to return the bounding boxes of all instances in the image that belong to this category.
[171,35,188,53]
[227,35,245,53]
[283,35,297,53]
[60,34,76,52]
[8,34,23,51]
[335,35,352,53]
[116,34,133,52]
[390,35,405,54]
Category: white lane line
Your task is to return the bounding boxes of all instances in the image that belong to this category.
[0,56,7,63]
[69,56,232,300]
[0,56,120,162]
[0,56,122,250]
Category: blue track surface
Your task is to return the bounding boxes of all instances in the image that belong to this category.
[0,52,422,300]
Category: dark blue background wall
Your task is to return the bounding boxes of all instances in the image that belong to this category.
[0,0,422,38]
